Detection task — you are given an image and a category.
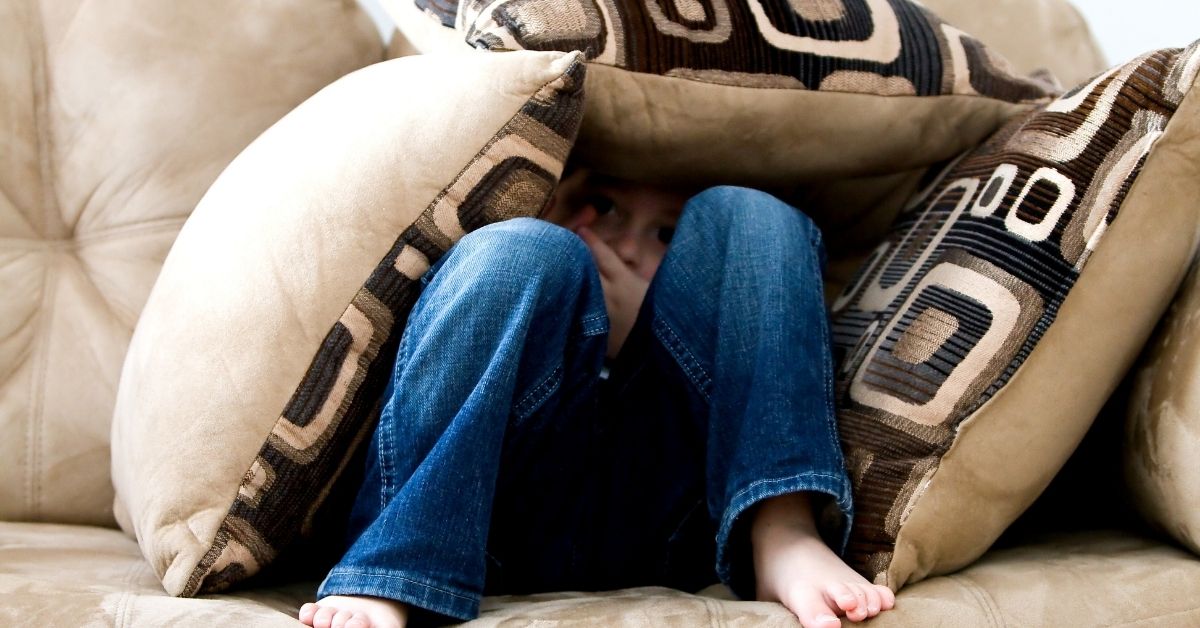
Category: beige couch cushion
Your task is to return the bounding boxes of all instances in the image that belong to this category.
[920,0,1108,88]
[0,0,380,527]
[385,0,1054,191]
[1126,259,1200,556]
[111,50,585,597]
[830,40,1200,589]
[3,522,1198,626]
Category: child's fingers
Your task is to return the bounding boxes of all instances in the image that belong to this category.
[577,227,625,278]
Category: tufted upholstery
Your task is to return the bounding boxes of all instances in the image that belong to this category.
[0,0,382,527]
[4,1,1200,626]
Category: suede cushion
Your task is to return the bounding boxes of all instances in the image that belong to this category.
[0,0,380,527]
[110,50,585,597]
[920,0,1108,88]
[830,41,1200,589]
[1126,260,1200,556]
[5,521,1200,626]
[384,0,1054,191]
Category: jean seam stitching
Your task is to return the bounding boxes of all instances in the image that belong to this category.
[324,568,477,604]
[720,472,850,534]
[808,237,841,457]
[652,316,712,402]
[377,331,411,510]
[512,365,563,421]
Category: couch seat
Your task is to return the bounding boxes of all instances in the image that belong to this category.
[3,521,1197,626]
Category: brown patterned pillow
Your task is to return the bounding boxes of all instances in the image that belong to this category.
[387,0,1055,191]
[831,40,1200,589]
[110,50,585,596]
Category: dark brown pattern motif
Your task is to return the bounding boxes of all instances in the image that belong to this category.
[416,0,459,27]
[185,60,587,596]
[455,0,1054,101]
[830,42,1199,583]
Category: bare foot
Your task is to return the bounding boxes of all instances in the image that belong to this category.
[298,595,408,628]
[752,493,896,628]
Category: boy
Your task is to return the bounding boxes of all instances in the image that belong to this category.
[299,171,895,628]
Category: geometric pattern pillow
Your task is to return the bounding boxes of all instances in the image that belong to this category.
[110,50,584,597]
[391,0,1055,190]
[831,40,1200,589]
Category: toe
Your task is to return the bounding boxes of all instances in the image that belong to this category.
[877,584,897,611]
[299,603,318,625]
[313,605,338,628]
[331,609,355,628]
[862,585,882,617]
[783,584,844,628]
[844,585,869,622]
[346,616,371,628]
[825,581,859,613]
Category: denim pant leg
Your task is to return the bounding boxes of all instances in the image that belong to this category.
[641,186,853,599]
[318,218,608,621]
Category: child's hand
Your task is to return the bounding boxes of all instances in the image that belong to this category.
[578,227,648,358]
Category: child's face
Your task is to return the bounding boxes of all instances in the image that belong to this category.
[549,170,690,280]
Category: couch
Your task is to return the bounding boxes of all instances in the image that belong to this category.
[4,0,1200,626]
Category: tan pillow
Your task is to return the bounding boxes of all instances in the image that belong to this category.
[384,0,1054,190]
[0,0,379,527]
[1126,261,1200,556]
[110,50,585,597]
[831,41,1200,589]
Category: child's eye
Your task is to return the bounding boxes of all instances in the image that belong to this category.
[587,194,614,216]
[656,226,675,244]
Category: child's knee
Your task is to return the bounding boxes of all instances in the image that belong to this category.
[685,186,817,237]
[449,218,593,293]
[680,186,821,256]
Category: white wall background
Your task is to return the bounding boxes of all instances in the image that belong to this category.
[1074,0,1199,65]
[357,0,1200,69]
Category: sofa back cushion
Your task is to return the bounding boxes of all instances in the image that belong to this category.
[110,50,585,597]
[831,40,1200,588]
[920,0,1108,88]
[1126,258,1200,557]
[0,0,380,527]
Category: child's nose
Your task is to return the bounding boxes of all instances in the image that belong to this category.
[609,230,641,266]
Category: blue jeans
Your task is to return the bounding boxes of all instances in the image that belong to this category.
[317,186,852,622]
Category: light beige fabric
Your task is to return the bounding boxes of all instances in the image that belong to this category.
[1126,261,1200,556]
[573,67,1030,191]
[4,522,1200,626]
[887,56,1200,587]
[922,0,1108,87]
[0,0,381,528]
[0,521,312,626]
[110,50,583,596]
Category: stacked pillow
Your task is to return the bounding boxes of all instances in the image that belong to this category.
[111,50,585,596]
[830,41,1200,587]
[386,0,1055,191]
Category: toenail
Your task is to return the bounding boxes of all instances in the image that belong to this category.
[817,614,838,622]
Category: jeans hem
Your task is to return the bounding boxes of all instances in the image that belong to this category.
[317,568,480,621]
[714,472,854,597]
